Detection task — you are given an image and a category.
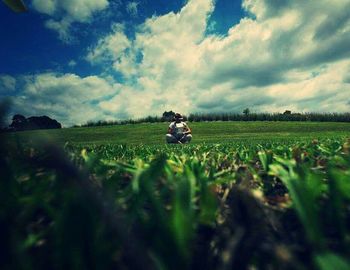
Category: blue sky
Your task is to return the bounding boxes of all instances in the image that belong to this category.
[1,0,350,126]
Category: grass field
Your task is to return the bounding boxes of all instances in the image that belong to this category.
[2,121,350,270]
[4,121,350,145]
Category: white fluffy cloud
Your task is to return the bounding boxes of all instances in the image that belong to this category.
[45,17,73,42]
[32,0,109,42]
[86,0,350,119]
[32,0,109,22]
[0,75,16,94]
[126,1,139,17]
[13,73,118,126]
[86,23,131,65]
[89,0,215,117]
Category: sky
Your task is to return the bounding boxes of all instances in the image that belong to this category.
[0,0,350,127]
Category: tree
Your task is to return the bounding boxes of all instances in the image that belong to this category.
[27,116,62,129]
[9,114,27,130]
[162,111,176,121]
[243,108,250,116]
[9,114,62,131]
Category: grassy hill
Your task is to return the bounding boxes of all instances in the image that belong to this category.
[3,121,350,145]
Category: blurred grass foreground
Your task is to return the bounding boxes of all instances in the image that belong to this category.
[1,103,350,270]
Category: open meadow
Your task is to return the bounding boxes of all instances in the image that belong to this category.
[2,121,350,270]
[5,121,350,145]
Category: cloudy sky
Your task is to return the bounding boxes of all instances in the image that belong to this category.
[1,0,350,126]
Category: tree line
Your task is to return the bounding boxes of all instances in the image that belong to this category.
[1,114,62,132]
[76,110,350,127]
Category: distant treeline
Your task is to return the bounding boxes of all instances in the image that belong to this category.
[1,114,62,132]
[187,112,350,122]
[76,116,166,127]
[75,112,350,127]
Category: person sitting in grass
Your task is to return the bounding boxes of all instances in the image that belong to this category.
[166,113,192,144]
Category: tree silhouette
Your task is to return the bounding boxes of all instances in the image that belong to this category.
[162,111,176,121]
[9,115,62,131]
[9,114,27,130]
[243,108,250,116]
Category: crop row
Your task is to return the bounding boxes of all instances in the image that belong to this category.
[1,138,350,269]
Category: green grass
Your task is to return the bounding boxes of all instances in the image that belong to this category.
[3,135,350,269]
[4,121,350,145]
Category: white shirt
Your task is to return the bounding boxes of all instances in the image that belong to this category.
[169,121,189,137]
